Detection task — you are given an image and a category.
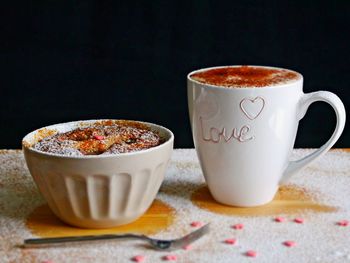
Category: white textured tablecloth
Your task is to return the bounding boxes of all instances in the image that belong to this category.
[0,149,349,263]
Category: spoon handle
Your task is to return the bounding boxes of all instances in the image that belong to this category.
[23,234,144,248]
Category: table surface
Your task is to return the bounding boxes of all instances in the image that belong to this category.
[0,149,349,263]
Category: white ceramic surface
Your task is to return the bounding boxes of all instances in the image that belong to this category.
[22,120,174,228]
[188,66,346,207]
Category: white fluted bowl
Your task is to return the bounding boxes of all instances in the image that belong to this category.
[22,120,174,228]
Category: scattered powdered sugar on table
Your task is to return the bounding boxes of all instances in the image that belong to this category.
[0,149,349,263]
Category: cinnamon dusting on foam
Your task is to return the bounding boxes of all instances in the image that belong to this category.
[190,66,300,88]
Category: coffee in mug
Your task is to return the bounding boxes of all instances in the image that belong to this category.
[188,65,346,207]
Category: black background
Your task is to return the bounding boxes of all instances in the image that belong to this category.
[1,1,349,149]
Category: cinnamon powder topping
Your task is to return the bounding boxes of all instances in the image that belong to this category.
[190,66,300,88]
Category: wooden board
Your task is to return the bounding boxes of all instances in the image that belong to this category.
[192,185,337,216]
[26,199,175,237]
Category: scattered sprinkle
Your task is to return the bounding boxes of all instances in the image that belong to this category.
[232,223,244,230]
[245,250,257,258]
[337,220,349,226]
[41,261,54,263]
[274,217,286,223]
[224,238,237,245]
[283,241,297,247]
[190,221,203,227]
[132,255,145,262]
[294,218,304,224]
[183,245,192,250]
[93,135,105,140]
[163,255,177,261]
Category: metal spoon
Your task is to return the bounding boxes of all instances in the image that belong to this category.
[23,223,210,251]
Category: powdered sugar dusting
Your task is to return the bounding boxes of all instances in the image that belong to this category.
[0,149,349,262]
[32,125,160,156]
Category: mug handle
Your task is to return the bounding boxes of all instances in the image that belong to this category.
[280,91,346,184]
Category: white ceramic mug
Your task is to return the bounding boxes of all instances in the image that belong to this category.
[187,66,346,207]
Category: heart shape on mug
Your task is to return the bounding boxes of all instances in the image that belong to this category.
[240,97,265,120]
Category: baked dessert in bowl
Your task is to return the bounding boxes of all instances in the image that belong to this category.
[22,120,174,228]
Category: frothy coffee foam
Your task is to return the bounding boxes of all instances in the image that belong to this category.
[190,66,300,88]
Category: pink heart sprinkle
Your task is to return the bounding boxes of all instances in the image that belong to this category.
[283,241,297,247]
[224,238,237,245]
[337,220,349,226]
[190,221,203,227]
[294,218,304,224]
[132,255,145,262]
[163,255,177,261]
[183,245,192,250]
[275,217,286,223]
[93,135,105,140]
[245,250,257,257]
[42,261,54,263]
[232,223,244,230]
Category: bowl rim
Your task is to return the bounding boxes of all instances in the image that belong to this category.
[22,119,174,159]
